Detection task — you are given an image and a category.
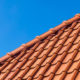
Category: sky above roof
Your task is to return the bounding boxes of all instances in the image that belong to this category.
[0,0,80,57]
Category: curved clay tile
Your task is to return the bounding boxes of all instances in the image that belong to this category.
[0,14,80,80]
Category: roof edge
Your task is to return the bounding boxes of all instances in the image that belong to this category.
[0,14,80,62]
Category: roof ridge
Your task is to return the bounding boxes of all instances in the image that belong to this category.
[0,14,80,62]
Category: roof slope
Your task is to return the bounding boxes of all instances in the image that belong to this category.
[0,14,80,80]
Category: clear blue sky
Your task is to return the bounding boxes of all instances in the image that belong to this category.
[0,0,80,57]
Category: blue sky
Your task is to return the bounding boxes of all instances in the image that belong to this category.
[0,0,80,57]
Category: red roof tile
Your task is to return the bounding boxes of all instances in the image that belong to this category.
[0,14,80,80]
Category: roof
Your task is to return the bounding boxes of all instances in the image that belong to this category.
[0,14,80,80]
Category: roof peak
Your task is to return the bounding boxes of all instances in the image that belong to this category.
[0,14,80,62]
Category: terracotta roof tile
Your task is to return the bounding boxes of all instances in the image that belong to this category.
[75,71,80,80]
[1,14,80,80]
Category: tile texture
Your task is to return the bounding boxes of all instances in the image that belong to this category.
[0,15,80,80]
